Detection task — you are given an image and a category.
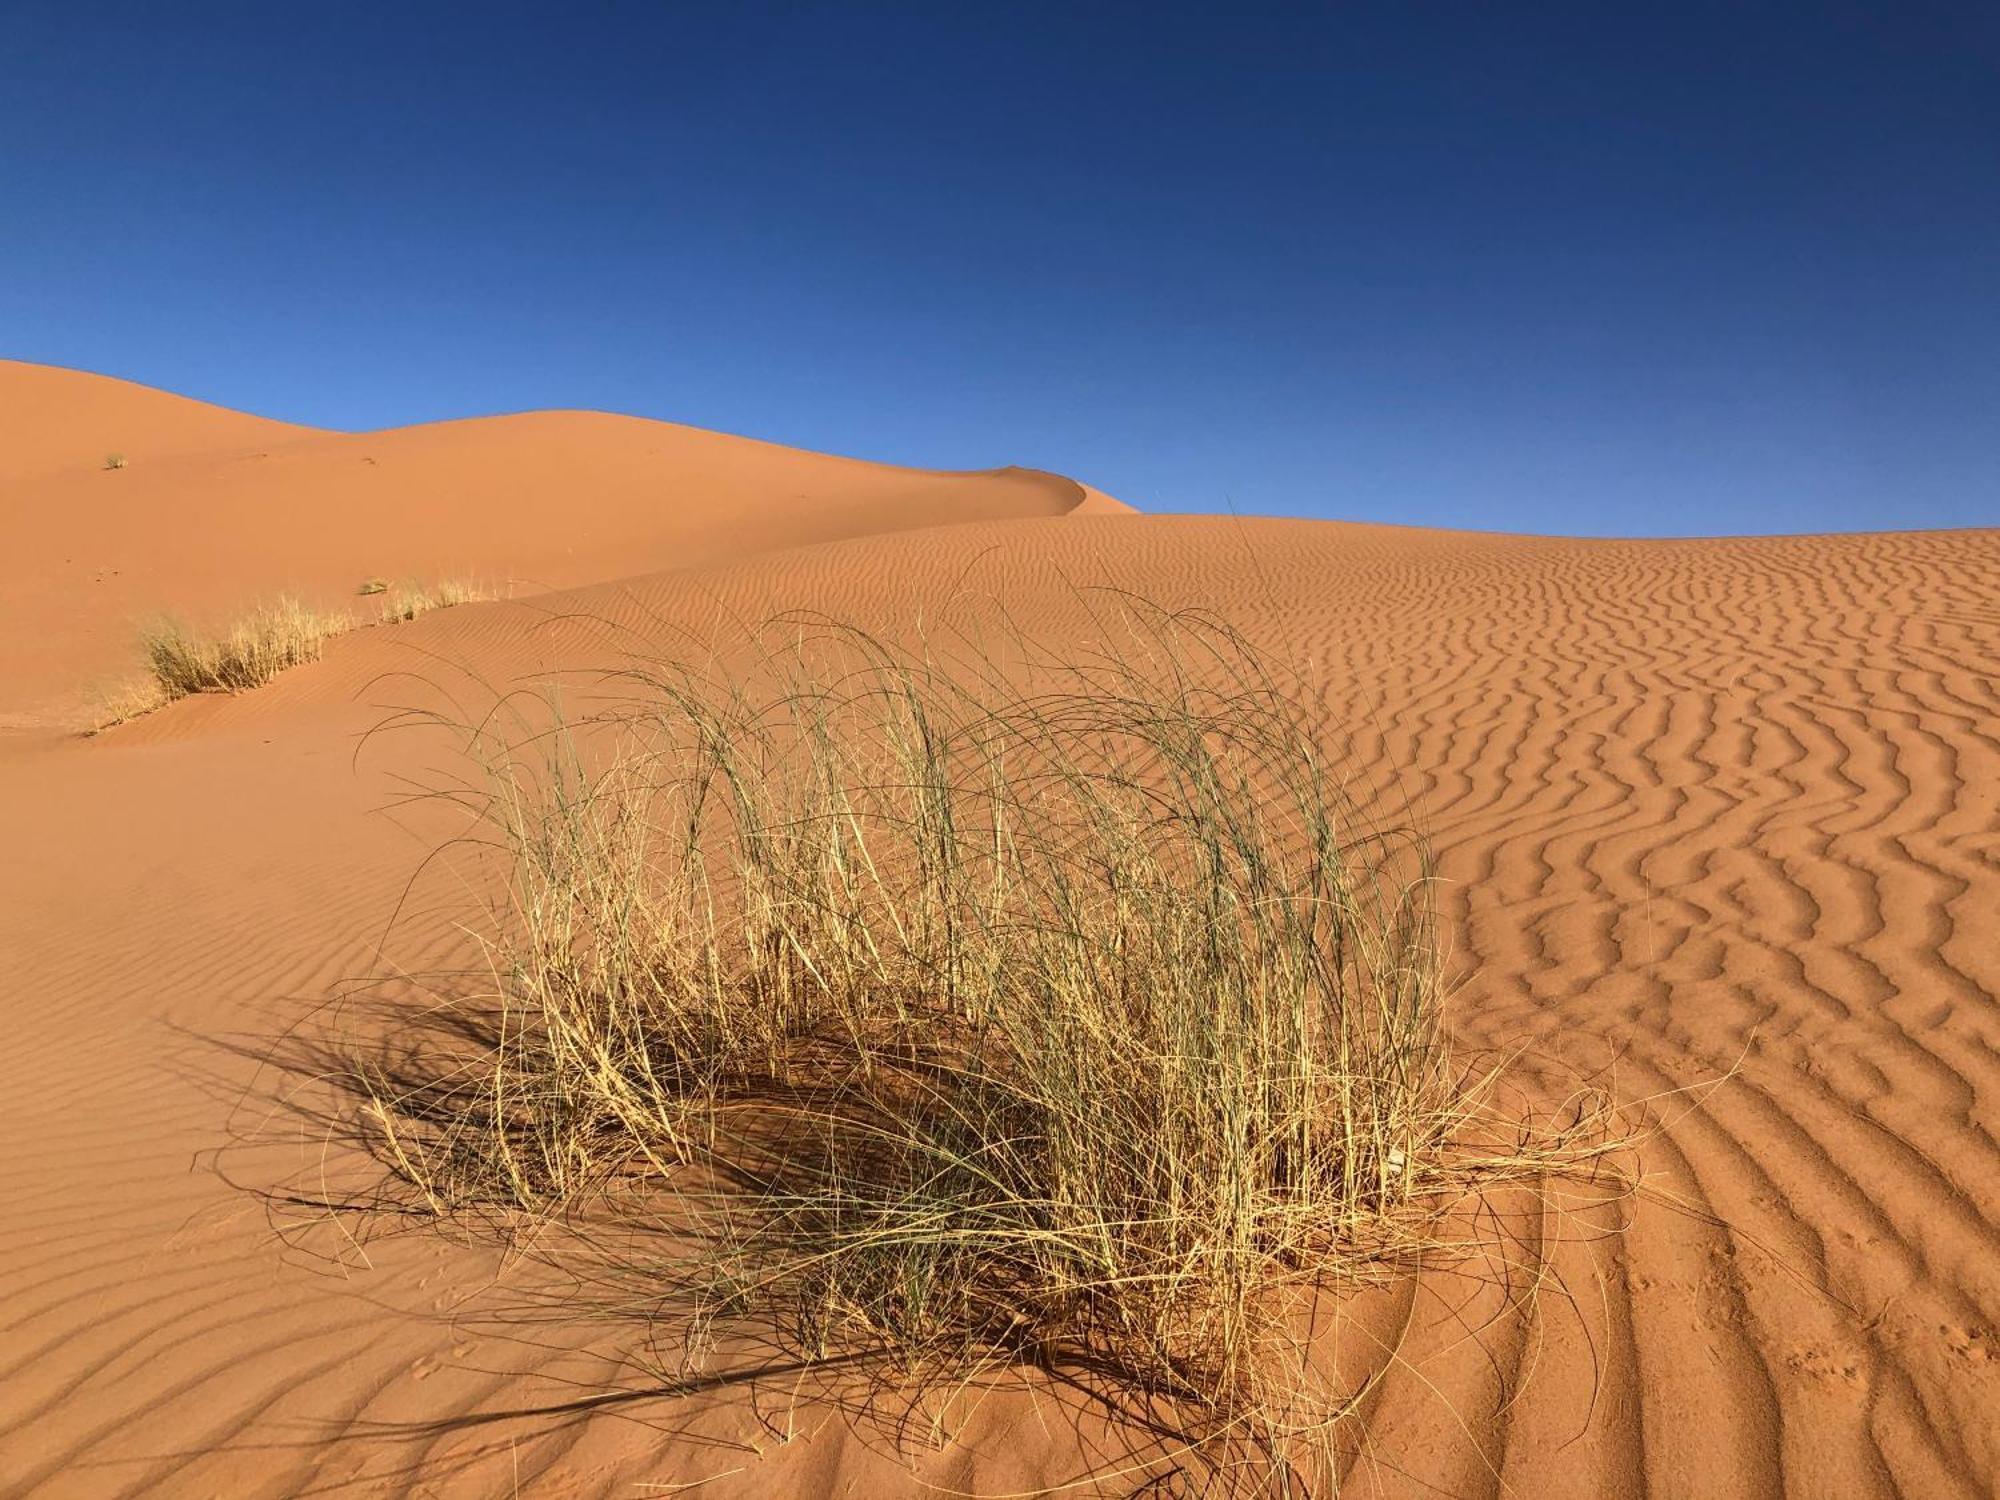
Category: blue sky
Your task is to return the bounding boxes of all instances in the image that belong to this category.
[4,2,1996,535]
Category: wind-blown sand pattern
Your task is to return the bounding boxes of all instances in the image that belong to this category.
[1,363,1994,1497]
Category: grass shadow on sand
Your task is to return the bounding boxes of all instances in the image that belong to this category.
[227,593,1642,1495]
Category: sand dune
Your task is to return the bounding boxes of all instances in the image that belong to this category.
[1,366,1996,1497]
[0,359,316,484]
[0,361,1117,728]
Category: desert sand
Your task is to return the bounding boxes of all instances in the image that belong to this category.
[1,361,1995,1497]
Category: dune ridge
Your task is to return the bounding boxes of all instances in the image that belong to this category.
[0,361,1123,728]
[0,366,1995,1497]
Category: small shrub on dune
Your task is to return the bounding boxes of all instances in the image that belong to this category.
[343,603,1624,1478]
[139,596,350,699]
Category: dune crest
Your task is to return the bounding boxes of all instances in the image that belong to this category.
[0,359,321,483]
[0,360,1125,728]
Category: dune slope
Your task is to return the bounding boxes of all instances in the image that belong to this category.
[0,361,1116,727]
[0,371,1995,1498]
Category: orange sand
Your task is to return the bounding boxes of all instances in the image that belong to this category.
[1,362,1995,1497]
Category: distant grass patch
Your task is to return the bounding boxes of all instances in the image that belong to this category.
[83,677,166,735]
[334,602,1628,1485]
[103,452,127,471]
[139,596,351,698]
[377,577,487,622]
[88,577,498,733]
[356,577,389,596]
[86,580,500,736]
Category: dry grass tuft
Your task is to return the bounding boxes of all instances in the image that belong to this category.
[138,596,351,699]
[88,578,497,733]
[378,577,488,622]
[336,601,1628,1479]
[84,676,168,734]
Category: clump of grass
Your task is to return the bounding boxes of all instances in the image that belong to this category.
[139,595,351,699]
[378,577,486,622]
[344,603,1624,1476]
[84,676,167,734]
[104,452,127,471]
[356,577,389,597]
[92,577,490,731]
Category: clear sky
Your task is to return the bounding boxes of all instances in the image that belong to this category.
[5,2,1996,535]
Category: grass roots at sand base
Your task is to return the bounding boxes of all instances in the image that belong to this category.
[346,603,1622,1471]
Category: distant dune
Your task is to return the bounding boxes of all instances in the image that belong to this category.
[0,360,1124,727]
[0,363,1995,1498]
